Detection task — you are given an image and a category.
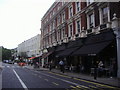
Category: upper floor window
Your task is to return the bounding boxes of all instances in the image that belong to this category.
[50,23,53,31]
[58,3,61,10]
[50,12,53,18]
[53,10,55,15]
[76,20,81,33]
[76,2,80,13]
[62,12,65,23]
[69,6,73,18]
[87,0,94,6]
[69,24,73,37]
[88,13,94,28]
[61,29,65,39]
[62,2,66,6]
[53,20,56,29]
[57,15,61,26]
[102,7,108,23]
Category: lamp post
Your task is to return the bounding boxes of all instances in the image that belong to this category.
[112,13,120,78]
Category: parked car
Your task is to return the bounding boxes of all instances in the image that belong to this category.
[3,60,9,63]
[8,61,14,64]
[18,62,26,66]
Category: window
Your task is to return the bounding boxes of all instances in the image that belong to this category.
[62,12,65,23]
[102,7,108,23]
[50,23,53,31]
[69,24,73,37]
[62,2,66,6]
[87,0,94,5]
[76,20,81,33]
[57,32,59,41]
[50,12,53,18]
[69,6,73,18]
[53,20,56,29]
[61,29,65,39]
[89,13,94,28]
[57,15,61,26]
[76,2,80,13]
[53,10,55,15]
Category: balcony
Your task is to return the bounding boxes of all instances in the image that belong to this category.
[100,24,107,30]
[87,28,92,34]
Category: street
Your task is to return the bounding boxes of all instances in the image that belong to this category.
[2,63,119,90]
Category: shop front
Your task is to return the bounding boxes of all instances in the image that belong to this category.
[55,38,85,71]
[72,29,117,77]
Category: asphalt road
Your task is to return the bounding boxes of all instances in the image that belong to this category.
[2,63,119,90]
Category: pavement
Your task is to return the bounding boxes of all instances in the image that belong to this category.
[0,62,2,90]
[25,65,120,87]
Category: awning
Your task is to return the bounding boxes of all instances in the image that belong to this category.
[29,57,36,60]
[72,41,112,56]
[56,47,79,57]
[42,51,53,58]
[55,44,66,52]
[55,38,83,57]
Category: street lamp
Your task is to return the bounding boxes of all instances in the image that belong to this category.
[112,13,120,78]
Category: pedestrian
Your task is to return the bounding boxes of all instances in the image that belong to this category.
[59,59,64,73]
[69,64,73,72]
[110,61,117,78]
[98,61,104,77]
[94,65,97,80]
[49,61,52,71]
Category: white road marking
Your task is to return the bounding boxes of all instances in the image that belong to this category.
[7,66,10,67]
[13,69,28,90]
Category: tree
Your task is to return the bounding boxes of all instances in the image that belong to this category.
[2,47,12,61]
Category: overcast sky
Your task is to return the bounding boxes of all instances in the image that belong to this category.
[0,0,55,49]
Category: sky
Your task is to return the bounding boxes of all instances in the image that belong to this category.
[0,0,55,49]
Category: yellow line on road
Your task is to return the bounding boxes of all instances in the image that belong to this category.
[52,82,59,86]
[76,86,82,88]
[73,77,118,89]
[48,71,119,89]
[89,85,97,89]
[49,72,71,78]
[70,85,76,89]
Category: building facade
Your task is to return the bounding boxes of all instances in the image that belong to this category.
[40,2,120,78]
[18,34,41,58]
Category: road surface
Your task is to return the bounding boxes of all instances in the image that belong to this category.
[2,63,119,90]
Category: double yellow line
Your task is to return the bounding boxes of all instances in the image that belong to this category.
[49,72,119,89]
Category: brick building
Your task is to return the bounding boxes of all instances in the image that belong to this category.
[40,2,120,78]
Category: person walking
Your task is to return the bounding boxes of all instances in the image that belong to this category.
[98,61,104,77]
[49,61,52,71]
[59,60,64,73]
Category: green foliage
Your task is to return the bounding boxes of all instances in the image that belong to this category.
[2,47,12,61]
